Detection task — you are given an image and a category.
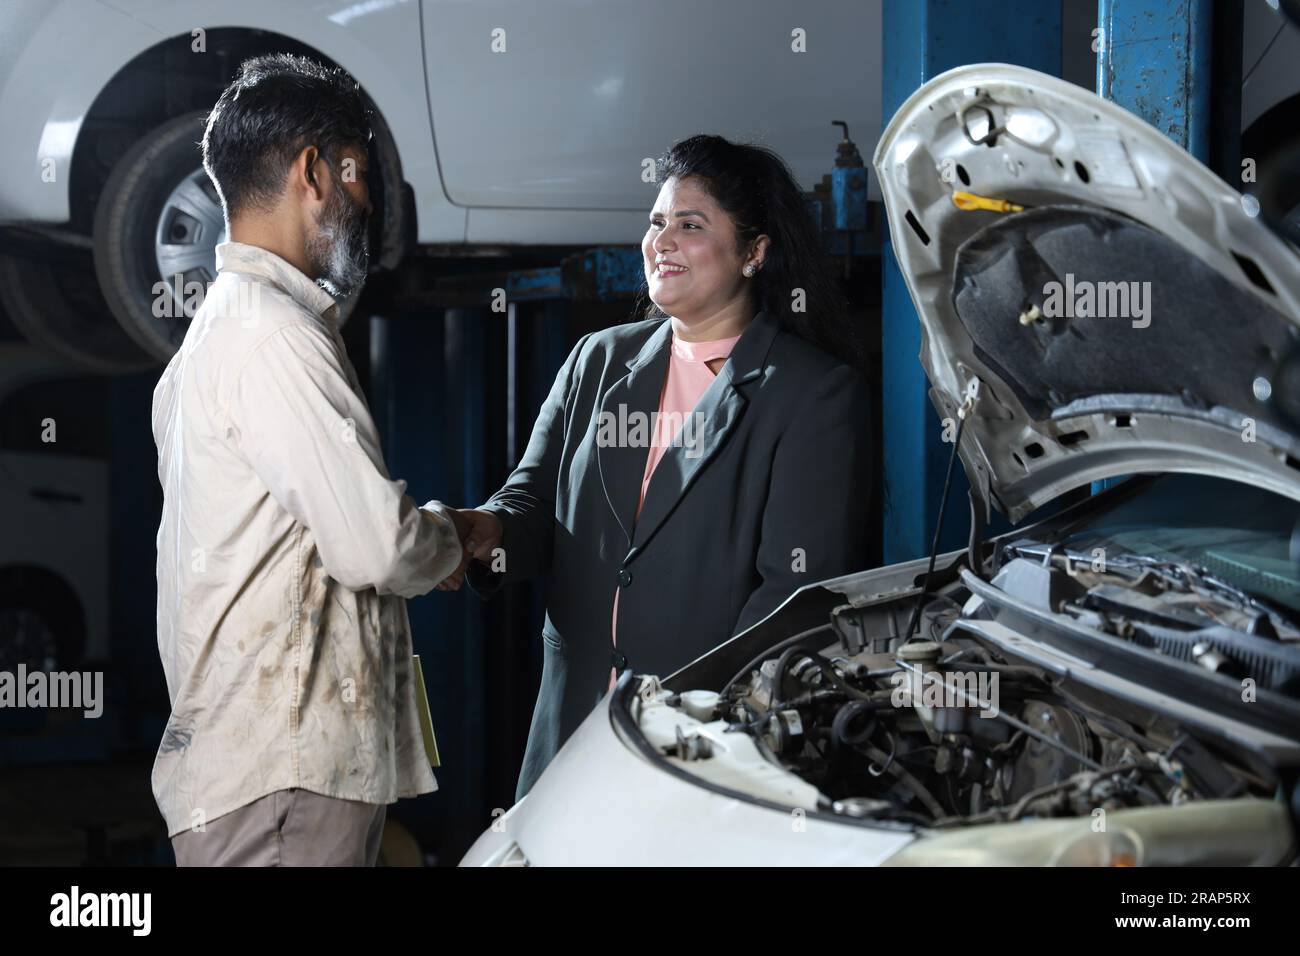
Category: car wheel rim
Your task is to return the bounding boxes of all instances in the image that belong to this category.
[154,168,226,314]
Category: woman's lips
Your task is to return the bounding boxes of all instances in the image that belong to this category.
[654,263,688,278]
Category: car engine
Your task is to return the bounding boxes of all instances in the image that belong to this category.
[636,552,1296,833]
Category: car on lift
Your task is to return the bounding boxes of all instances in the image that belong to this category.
[462,63,1300,866]
[0,0,880,372]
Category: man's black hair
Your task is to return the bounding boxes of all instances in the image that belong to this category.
[202,53,370,219]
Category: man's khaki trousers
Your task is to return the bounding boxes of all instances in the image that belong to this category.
[171,788,386,866]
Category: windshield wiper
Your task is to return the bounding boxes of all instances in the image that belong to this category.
[1002,541,1297,634]
[1104,554,1293,634]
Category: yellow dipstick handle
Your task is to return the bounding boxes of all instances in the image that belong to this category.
[952,190,1025,213]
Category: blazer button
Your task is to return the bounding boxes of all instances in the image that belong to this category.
[612,649,628,670]
[618,568,633,587]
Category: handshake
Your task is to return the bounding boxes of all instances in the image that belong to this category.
[437,508,503,591]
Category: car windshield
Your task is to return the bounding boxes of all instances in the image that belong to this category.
[1054,474,1300,616]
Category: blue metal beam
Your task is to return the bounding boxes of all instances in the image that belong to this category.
[880,0,1062,563]
[505,247,645,303]
[1097,0,1213,161]
[1093,0,1214,496]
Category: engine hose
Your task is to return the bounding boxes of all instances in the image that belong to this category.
[859,741,947,819]
[720,624,835,698]
[832,699,882,747]
[769,651,875,711]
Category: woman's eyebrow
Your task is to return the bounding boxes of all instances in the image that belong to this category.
[649,208,710,222]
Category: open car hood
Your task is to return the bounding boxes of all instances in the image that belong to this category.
[874,64,1300,522]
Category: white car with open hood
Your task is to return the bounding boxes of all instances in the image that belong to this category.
[462,64,1300,867]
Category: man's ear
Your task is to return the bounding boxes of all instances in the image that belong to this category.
[294,145,325,200]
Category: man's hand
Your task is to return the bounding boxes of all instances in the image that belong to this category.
[436,508,503,591]
[446,508,475,550]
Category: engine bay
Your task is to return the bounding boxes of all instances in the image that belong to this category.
[633,539,1300,837]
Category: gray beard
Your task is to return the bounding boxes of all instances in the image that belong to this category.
[308,186,369,298]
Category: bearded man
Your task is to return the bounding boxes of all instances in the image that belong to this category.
[151,54,469,866]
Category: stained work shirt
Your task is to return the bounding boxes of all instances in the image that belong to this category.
[151,241,461,837]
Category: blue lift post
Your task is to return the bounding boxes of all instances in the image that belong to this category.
[880,0,1063,564]
[1093,0,1217,494]
[1097,0,1213,161]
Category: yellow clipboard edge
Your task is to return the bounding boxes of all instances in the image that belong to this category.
[412,654,441,768]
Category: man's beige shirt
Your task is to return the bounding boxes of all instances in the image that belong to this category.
[151,241,459,837]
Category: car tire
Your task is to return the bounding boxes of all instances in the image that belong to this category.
[93,112,358,362]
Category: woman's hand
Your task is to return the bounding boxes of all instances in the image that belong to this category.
[436,509,503,591]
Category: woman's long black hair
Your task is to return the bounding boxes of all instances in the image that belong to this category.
[646,133,862,372]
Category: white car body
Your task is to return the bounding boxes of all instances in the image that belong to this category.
[0,0,882,245]
[465,677,913,867]
[6,0,1297,244]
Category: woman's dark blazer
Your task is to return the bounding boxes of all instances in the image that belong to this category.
[469,309,873,800]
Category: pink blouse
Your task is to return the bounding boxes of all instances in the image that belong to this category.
[609,331,741,689]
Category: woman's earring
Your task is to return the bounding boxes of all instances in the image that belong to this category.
[743,264,756,277]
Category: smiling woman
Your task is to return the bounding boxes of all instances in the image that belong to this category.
[643,134,863,371]
[455,133,875,801]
